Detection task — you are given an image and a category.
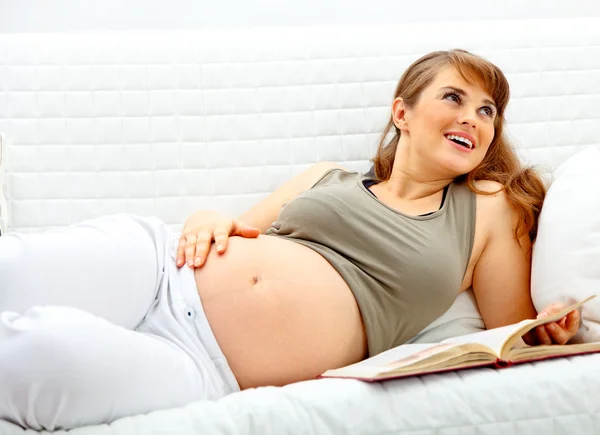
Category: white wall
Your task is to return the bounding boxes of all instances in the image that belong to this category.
[1,0,600,32]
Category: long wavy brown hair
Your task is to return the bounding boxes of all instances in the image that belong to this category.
[371,49,546,243]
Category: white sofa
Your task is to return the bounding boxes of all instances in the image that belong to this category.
[1,17,600,435]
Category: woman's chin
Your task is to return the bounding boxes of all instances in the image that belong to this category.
[438,159,478,179]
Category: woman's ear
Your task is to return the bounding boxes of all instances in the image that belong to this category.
[392,97,409,132]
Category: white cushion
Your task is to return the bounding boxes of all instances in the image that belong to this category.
[531,146,600,343]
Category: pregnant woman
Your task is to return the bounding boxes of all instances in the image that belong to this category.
[0,49,580,431]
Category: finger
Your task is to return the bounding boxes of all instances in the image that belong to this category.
[176,234,188,267]
[545,322,570,345]
[213,227,231,254]
[558,316,567,329]
[537,303,565,319]
[183,233,198,268]
[522,330,537,346]
[232,220,261,238]
[535,324,553,346]
[565,310,580,335]
[193,231,213,267]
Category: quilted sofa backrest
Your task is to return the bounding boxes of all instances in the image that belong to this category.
[0,18,599,232]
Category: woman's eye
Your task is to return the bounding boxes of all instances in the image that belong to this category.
[444,92,460,103]
[479,106,496,118]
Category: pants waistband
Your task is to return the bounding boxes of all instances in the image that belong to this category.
[167,232,240,395]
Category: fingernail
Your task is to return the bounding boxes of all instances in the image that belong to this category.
[217,245,223,252]
[194,257,202,266]
[187,260,194,267]
[547,324,555,330]
[177,259,183,267]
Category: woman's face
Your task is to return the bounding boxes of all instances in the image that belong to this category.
[393,66,497,178]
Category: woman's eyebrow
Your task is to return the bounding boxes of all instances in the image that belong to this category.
[440,86,497,110]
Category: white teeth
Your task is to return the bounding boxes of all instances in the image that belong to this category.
[446,134,474,149]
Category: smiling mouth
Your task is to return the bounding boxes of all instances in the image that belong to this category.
[444,134,474,149]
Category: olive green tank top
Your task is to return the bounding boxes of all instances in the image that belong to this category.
[266,169,476,357]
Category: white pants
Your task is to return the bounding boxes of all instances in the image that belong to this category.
[0,214,240,431]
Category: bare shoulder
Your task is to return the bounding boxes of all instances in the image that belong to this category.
[472,179,504,196]
[472,179,519,239]
[237,161,348,232]
[473,180,510,211]
[305,161,346,179]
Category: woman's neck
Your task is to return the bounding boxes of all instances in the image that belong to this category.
[382,176,445,198]
[383,140,453,200]
[383,165,452,201]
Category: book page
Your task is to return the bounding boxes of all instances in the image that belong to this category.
[509,341,600,361]
[347,343,451,369]
[441,319,534,356]
[322,342,495,378]
[334,341,494,372]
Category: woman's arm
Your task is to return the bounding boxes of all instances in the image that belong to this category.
[471,185,579,345]
[471,187,538,329]
[237,162,344,233]
[177,162,344,267]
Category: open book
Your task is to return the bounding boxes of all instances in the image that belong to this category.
[321,296,599,381]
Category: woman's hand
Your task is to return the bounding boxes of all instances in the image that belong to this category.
[176,210,261,268]
[523,303,581,346]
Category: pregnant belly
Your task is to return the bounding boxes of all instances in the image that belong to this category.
[193,235,367,389]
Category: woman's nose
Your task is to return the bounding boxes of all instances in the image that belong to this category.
[458,111,477,129]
